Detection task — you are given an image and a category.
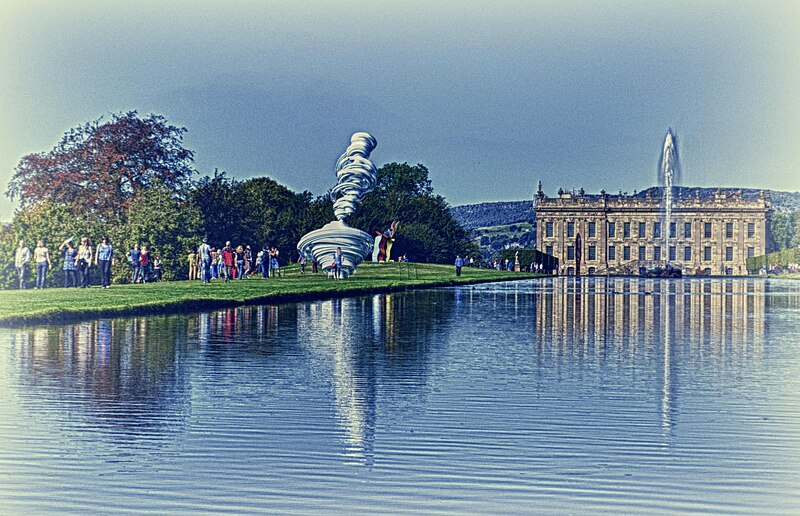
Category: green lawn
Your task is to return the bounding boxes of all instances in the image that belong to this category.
[0,263,538,326]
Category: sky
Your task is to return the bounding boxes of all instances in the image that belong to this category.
[1,0,799,221]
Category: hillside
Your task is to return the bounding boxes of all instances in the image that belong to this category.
[450,201,535,230]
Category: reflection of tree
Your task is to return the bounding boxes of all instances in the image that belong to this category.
[10,316,192,449]
[297,291,455,465]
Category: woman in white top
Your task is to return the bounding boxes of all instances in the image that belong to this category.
[33,239,52,289]
[77,237,93,288]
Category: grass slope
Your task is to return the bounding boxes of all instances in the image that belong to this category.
[0,263,538,326]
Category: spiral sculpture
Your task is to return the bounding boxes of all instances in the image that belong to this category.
[297,132,378,277]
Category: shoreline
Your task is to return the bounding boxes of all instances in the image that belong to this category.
[0,263,540,328]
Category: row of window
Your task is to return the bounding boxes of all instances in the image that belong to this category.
[544,221,757,239]
[545,244,756,262]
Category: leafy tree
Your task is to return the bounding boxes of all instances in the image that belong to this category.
[121,182,204,281]
[236,177,312,256]
[771,211,800,251]
[349,162,478,263]
[7,111,195,221]
[190,173,317,260]
[189,170,245,246]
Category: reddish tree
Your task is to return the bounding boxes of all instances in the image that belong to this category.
[6,111,195,221]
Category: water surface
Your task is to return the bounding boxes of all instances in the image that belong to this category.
[1,277,799,514]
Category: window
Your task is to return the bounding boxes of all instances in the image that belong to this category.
[684,222,692,238]
[684,246,691,261]
[588,245,596,260]
[703,246,712,261]
[624,222,631,238]
[704,222,712,238]
[567,246,575,260]
[567,222,575,238]
[638,222,646,238]
[653,246,661,261]
[725,223,733,238]
[747,223,755,238]
[623,246,631,260]
[588,221,596,238]
[545,221,553,238]
[608,222,616,238]
[670,222,676,238]
[669,246,676,261]
[608,245,616,260]
[638,246,646,261]
[747,247,754,258]
[725,246,733,261]
[545,245,553,256]
[653,222,661,239]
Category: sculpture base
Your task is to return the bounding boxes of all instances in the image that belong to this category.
[297,220,374,278]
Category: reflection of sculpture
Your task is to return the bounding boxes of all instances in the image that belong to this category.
[297,133,378,277]
[372,221,398,262]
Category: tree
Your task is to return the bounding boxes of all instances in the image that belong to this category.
[7,111,195,221]
[189,170,245,246]
[121,182,203,281]
[349,162,478,263]
[771,211,800,251]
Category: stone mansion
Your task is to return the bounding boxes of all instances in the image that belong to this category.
[534,184,772,276]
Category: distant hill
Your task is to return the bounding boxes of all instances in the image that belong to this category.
[450,201,536,230]
[451,188,800,229]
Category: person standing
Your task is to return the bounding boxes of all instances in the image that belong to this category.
[140,246,150,283]
[129,243,142,284]
[198,238,212,284]
[298,254,306,274]
[33,240,52,289]
[455,255,464,277]
[270,247,280,278]
[59,239,78,288]
[95,236,113,288]
[244,245,252,277]
[236,245,245,280]
[221,241,234,282]
[188,249,197,281]
[14,240,30,289]
[333,247,343,280]
[77,237,93,287]
[153,256,163,281]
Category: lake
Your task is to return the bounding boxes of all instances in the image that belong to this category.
[1,277,799,514]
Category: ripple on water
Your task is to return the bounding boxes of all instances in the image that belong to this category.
[1,277,799,514]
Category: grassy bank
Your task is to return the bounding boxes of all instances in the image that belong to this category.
[0,263,538,326]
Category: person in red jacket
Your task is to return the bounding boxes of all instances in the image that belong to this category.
[221,242,235,283]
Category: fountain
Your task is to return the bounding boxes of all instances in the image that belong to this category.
[660,129,680,260]
[297,132,378,278]
[641,129,682,278]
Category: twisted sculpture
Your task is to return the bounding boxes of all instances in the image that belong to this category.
[297,132,378,277]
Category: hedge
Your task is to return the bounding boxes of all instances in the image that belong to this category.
[746,247,800,271]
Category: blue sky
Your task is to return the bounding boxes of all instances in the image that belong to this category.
[1,0,798,221]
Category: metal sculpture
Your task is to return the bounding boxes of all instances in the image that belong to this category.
[297,132,378,277]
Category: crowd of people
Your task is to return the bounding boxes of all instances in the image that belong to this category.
[187,239,288,283]
[11,236,294,289]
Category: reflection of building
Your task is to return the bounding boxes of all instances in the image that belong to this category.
[533,277,770,433]
[534,277,767,351]
[535,186,772,276]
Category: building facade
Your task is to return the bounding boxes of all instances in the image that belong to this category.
[534,185,772,276]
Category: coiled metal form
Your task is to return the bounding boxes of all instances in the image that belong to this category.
[297,132,378,277]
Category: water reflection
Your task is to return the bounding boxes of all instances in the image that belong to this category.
[2,279,800,513]
[532,277,778,436]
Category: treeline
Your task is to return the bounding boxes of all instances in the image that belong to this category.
[1,112,476,288]
[771,211,800,252]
